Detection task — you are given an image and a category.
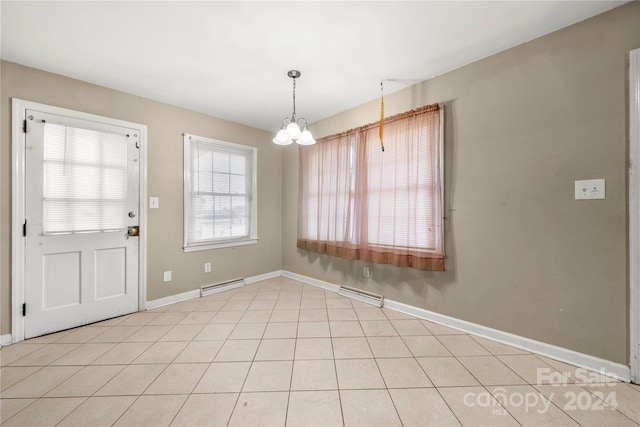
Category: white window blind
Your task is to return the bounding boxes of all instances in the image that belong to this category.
[42,123,128,234]
[365,119,439,252]
[184,134,257,251]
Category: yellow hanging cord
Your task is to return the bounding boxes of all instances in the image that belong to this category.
[379,81,385,152]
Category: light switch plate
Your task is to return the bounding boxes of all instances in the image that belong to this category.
[163,271,172,282]
[149,197,159,209]
[575,179,605,200]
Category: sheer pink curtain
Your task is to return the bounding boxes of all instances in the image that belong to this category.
[298,104,444,271]
[297,132,363,259]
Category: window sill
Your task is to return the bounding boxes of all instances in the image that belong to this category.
[183,238,258,252]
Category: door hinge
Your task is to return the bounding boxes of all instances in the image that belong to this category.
[23,220,27,237]
[22,119,27,133]
[22,303,26,317]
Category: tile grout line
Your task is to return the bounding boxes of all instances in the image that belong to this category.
[573,382,640,425]
[113,295,230,425]
[493,352,591,424]
[284,288,303,427]
[328,302,347,427]
[529,382,586,427]
[107,326,186,426]
[419,322,527,425]
[396,316,468,426]
[377,303,420,426]
[223,290,258,426]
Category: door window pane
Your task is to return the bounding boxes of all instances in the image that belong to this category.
[42,123,128,234]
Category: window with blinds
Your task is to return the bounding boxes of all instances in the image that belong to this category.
[183,134,257,251]
[297,104,444,271]
[42,123,128,234]
[365,119,439,252]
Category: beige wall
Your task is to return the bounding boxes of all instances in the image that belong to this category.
[1,61,283,335]
[283,2,640,364]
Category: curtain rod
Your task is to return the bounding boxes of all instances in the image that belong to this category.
[316,103,441,143]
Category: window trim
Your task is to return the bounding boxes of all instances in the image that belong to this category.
[183,133,258,252]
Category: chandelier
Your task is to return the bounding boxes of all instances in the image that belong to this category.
[273,70,315,146]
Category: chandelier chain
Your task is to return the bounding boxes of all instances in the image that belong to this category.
[292,77,297,121]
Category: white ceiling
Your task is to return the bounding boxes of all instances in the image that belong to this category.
[0,1,627,133]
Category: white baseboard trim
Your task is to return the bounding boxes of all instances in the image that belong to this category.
[1,334,12,346]
[281,270,341,293]
[282,270,630,383]
[145,270,284,310]
[146,289,201,310]
[245,270,283,285]
[384,298,631,382]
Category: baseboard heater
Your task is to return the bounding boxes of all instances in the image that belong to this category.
[338,285,384,307]
[201,278,245,297]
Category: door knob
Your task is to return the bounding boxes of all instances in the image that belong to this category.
[127,226,140,237]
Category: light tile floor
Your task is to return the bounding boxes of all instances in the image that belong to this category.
[1,276,639,426]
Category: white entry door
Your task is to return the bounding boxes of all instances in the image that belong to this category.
[24,110,140,338]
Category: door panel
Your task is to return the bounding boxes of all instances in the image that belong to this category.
[24,110,140,338]
[43,252,80,309]
[95,247,127,299]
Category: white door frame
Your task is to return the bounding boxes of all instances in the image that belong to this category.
[11,98,148,343]
[629,48,640,383]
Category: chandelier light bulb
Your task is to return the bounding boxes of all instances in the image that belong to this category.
[285,121,302,140]
[272,129,293,145]
[298,129,316,145]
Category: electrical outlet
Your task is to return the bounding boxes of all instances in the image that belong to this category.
[363,267,370,278]
[575,179,605,200]
[163,271,172,282]
[204,262,211,273]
